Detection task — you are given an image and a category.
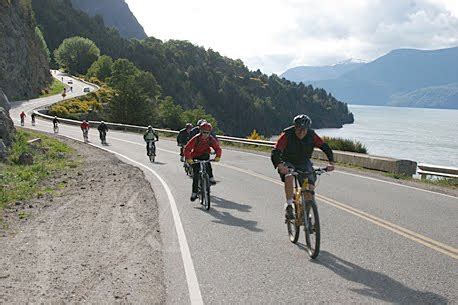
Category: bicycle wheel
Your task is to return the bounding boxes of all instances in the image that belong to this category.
[286,204,299,243]
[304,199,320,259]
[200,175,210,210]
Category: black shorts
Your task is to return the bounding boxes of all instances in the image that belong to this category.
[279,161,316,186]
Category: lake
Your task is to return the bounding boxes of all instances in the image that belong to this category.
[315,105,458,168]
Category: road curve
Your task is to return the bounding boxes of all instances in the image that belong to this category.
[9,72,458,304]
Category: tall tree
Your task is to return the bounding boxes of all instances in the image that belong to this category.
[86,55,113,81]
[54,36,100,74]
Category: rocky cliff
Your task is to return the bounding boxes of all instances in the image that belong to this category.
[0,88,14,159]
[0,0,51,100]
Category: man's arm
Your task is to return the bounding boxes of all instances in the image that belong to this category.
[271,132,287,168]
[312,131,334,163]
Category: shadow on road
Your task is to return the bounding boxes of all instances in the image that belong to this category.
[204,196,262,232]
[313,251,447,304]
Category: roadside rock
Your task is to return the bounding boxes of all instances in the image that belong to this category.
[18,152,34,165]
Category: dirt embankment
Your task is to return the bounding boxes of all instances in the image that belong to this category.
[0,137,165,303]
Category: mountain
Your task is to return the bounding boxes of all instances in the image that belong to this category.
[389,83,458,109]
[281,59,365,82]
[31,0,354,136]
[70,0,147,40]
[310,47,458,108]
[0,0,51,100]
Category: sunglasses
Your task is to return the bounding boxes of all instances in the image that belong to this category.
[201,131,210,135]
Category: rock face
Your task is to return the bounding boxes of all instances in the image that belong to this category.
[0,0,51,100]
[70,0,147,39]
[0,88,15,148]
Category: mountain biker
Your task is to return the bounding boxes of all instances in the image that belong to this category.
[143,125,159,156]
[97,121,108,143]
[271,114,335,220]
[53,116,59,128]
[80,120,90,140]
[20,111,26,125]
[31,112,36,125]
[184,122,222,201]
[177,123,193,161]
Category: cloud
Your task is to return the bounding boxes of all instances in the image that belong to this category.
[126,0,458,74]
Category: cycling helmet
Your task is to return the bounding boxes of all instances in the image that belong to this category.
[101,121,104,124]
[147,125,153,130]
[185,123,193,129]
[200,122,212,132]
[293,114,312,129]
[197,119,207,126]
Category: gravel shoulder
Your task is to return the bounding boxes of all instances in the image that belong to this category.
[0,136,166,303]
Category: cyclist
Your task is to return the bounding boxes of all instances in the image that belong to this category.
[271,114,335,220]
[80,120,90,140]
[184,122,221,201]
[177,123,193,161]
[20,111,26,125]
[31,112,36,125]
[97,121,109,144]
[53,116,59,132]
[189,119,218,140]
[143,125,159,156]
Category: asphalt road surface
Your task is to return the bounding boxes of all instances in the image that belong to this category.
[9,72,458,304]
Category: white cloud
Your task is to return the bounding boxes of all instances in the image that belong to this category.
[126,0,458,74]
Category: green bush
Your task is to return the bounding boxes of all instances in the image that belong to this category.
[322,136,367,154]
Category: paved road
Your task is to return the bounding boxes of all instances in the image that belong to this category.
[10,72,458,304]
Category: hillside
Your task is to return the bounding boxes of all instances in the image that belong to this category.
[311,47,458,108]
[389,83,458,109]
[31,0,354,136]
[0,0,51,100]
[70,0,147,40]
[281,59,365,82]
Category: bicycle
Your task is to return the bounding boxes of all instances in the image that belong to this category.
[20,118,25,126]
[193,159,213,210]
[179,145,193,177]
[99,131,107,145]
[82,129,89,143]
[285,167,328,259]
[53,124,59,134]
[147,140,157,163]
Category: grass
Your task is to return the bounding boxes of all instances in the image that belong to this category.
[0,130,80,221]
[322,136,367,154]
[39,78,65,97]
[384,173,458,189]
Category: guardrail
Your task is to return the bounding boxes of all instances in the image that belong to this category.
[33,110,421,176]
[417,164,458,179]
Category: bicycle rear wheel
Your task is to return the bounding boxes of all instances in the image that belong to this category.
[304,199,320,259]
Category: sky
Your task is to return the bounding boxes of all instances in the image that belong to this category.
[125,0,458,75]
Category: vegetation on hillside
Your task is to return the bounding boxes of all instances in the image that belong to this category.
[32,0,354,137]
[0,130,79,219]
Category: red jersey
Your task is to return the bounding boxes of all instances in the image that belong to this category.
[184,134,222,160]
[80,122,90,130]
[20,112,26,118]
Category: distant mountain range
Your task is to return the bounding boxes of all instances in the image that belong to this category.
[282,47,458,109]
[281,59,365,82]
[70,0,147,39]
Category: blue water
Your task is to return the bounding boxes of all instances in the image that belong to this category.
[316,105,458,167]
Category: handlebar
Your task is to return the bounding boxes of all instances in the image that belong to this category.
[287,167,329,177]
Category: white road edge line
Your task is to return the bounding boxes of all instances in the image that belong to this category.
[64,135,203,305]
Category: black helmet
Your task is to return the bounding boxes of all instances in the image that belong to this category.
[293,114,312,128]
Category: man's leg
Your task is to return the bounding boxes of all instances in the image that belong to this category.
[190,163,200,201]
[207,163,216,184]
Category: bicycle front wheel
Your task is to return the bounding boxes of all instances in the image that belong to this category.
[304,200,320,259]
[286,204,299,243]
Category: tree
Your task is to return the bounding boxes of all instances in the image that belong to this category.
[54,36,100,74]
[158,96,183,130]
[86,55,113,81]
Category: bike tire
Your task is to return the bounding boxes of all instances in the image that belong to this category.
[304,200,320,259]
[286,204,300,243]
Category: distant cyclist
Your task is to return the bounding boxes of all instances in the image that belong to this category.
[97,121,108,144]
[20,111,26,126]
[189,119,218,141]
[80,120,90,141]
[143,125,159,156]
[31,112,36,125]
[53,116,60,133]
[271,114,335,220]
[184,122,221,201]
[177,123,193,161]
